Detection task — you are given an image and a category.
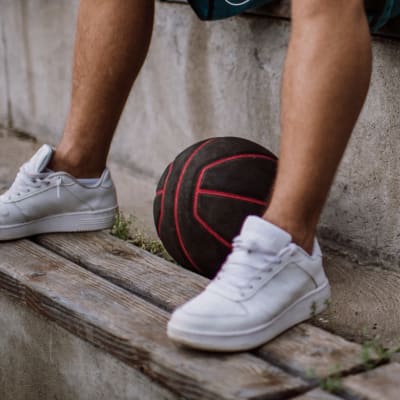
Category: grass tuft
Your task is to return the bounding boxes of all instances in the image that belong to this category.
[111,211,174,263]
[306,366,343,394]
[111,211,132,241]
[360,336,400,370]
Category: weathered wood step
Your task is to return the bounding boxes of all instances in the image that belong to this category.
[35,231,209,313]
[292,389,344,400]
[35,232,375,380]
[342,363,400,400]
[0,240,309,400]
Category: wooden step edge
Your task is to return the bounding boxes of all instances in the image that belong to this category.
[34,232,381,382]
[291,388,345,400]
[33,232,209,314]
[340,362,400,400]
[0,239,308,400]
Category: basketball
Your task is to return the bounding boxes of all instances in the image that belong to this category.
[153,137,278,278]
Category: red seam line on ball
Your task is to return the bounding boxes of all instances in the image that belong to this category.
[174,140,213,272]
[197,189,268,207]
[157,163,173,233]
[193,153,276,249]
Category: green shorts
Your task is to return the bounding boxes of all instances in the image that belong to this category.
[187,0,275,21]
[367,0,400,31]
[188,0,400,32]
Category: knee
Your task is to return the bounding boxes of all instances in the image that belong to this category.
[292,0,366,23]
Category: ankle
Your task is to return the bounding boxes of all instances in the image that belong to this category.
[262,211,317,254]
[49,149,104,179]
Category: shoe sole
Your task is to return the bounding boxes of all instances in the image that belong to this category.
[0,206,118,241]
[167,282,331,352]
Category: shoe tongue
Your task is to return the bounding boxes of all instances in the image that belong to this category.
[27,145,53,173]
[240,216,292,253]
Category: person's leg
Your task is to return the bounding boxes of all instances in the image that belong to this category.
[168,0,372,351]
[0,0,154,240]
[50,0,155,178]
[264,0,372,253]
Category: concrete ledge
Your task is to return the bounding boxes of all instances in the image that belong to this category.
[0,17,9,124]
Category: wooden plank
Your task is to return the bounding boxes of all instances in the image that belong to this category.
[257,324,365,379]
[0,240,308,400]
[34,232,208,312]
[342,363,400,400]
[35,232,374,380]
[291,389,344,400]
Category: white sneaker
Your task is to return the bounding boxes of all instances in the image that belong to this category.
[0,144,118,241]
[167,216,331,352]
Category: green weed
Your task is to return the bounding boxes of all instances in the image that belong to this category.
[111,211,132,241]
[360,336,400,370]
[306,366,343,394]
[111,211,174,262]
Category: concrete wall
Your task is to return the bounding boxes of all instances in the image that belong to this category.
[0,0,76,135]
[0,291,177,400]
[1,0,400,264]
[0,13,9,125]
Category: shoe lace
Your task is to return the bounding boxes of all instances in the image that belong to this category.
[3,164,62,200]
[213,236,293,296]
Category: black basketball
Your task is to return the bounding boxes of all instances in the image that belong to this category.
[153,137,278,278]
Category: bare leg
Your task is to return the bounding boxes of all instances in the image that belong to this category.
[50,0,154,178]
[264,0,372,253]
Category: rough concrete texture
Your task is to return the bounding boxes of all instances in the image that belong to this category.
[0,13,9,125]
[0,291,177,400]
[2,1,400,264]
[1,0,76,136]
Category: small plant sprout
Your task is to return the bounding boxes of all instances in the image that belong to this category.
[111,211,174,262]
[111,211,132,241]
[310,301,317,318]
[360,336,400,370]
[324,298,331,308]
[306,365,343,394]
